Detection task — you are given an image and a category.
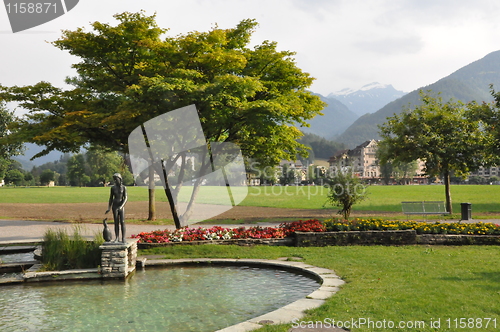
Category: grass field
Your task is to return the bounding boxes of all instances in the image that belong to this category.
[141,245,500,332]
[1,184,499,217]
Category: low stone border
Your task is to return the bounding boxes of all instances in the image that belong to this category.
[295,231,500,246]
[295,230,417,246]
[137,231,500,247]
[138,238,293,249]
[417,234,500,245]
[142,258,345,332]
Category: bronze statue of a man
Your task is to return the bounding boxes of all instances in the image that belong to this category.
[105,173,128,243]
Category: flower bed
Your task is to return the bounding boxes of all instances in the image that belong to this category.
[324,218,500,235]
[131,218,500,245]
[131,220,324,243]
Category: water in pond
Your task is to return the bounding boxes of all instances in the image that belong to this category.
[0,265,319,331]
[0,252,34,263]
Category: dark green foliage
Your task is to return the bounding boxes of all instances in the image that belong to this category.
[41,227,104,271]
[298,133,346,160]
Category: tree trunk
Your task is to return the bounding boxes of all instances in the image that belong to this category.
[147,164,156,221]
[162,175,182,229]
[444,169,453,214]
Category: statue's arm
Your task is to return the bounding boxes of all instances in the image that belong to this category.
[105,187,114,214]
[119,186,128,210]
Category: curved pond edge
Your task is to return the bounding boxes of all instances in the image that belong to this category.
[142,258,345,332]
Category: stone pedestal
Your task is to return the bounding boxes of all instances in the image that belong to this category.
[99,239,138,279]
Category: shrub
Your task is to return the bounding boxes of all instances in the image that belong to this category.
[324,169,368,219]
[41,226,104,271]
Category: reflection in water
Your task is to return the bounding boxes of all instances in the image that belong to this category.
[0,265,319,332]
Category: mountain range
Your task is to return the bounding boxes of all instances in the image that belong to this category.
[337,50,500,147]
[300,94,358,139]
[328,82,407,117]
[300,83,406,140]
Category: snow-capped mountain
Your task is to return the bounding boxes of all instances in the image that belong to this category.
[328,82,407,116]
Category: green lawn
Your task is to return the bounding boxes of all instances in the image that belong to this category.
[1,184,500,216]
[140,245,500,332]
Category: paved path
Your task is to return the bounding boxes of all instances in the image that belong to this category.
[0,219,282,244]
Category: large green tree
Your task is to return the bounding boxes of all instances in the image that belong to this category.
[1,12,324,226]
[0,102,23,180]
[378,91,489,213]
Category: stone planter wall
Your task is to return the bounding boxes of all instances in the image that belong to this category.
[138,238,293,249]
[294,230,417,246]
[417,234,500,245]
[136,232,500,248]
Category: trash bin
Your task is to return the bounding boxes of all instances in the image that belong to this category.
[461,202,472,221]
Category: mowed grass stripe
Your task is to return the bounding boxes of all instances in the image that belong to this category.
[1,185,500,214]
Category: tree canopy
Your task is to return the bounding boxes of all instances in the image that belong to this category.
[1,12,323,164]
[378,91,490,213]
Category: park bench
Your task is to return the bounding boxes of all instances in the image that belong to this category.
[401,201,450,220]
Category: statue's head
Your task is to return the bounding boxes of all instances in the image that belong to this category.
[113,173,122,184]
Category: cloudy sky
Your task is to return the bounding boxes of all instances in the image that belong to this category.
[1,0,500,98]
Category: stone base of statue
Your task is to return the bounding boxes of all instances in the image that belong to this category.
[99,239,138,279]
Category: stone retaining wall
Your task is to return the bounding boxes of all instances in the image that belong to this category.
[138,238,293,249]
[417,234,500,245]
[295,230,417,246]
[136,232,500,248]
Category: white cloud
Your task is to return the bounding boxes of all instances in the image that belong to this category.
[1,0,500,97]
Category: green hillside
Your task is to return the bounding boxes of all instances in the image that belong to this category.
[300,94,359,139]
[338,50,500,147]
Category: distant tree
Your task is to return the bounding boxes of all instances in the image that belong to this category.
[324,168,368,219]
[24,172,34,185]
[5,169,25,186]
[40,169,56,185]
[378,91,489,213]
[489,176,500,183]
[377,144,420,185]
[279,163,296,185]
[467,176,486,185]
[86,149,133,186]
[57,173,68,186]
[67,154,89,187]
[298,133,346,160]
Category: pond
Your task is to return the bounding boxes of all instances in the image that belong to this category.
[0,265,320,331]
